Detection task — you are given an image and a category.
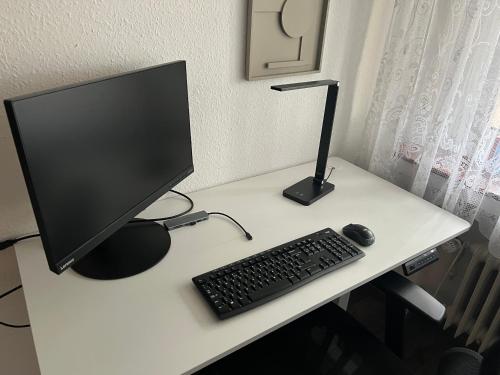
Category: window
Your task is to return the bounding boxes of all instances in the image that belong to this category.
[396,97,500,198]
[488,97,500,196]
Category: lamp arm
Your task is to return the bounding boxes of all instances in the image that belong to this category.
[314,83,339,184]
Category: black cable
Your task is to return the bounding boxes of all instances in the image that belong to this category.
[325,166,335,181]
[130,189,194,223]
[0,233,40,252]
[0,190,192,248]
[0,285,22,300]
[207,212,253,241]
[0,190,192,249]
[0,321,30,328]
[0,285,30,328]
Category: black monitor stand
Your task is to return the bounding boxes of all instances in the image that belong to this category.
[72,221,170,280]
[271,80,339,206]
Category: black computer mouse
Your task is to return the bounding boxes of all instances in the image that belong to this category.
[342,224,375,246]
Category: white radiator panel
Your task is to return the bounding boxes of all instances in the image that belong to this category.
[480,308,500,352]
[443,243,500,352]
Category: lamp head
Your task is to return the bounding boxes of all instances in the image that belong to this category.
[271,79,339,92]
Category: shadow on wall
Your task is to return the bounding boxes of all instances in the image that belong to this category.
[0,64,142,239]
[329,0,378,164]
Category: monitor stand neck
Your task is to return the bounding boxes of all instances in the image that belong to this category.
[72,221,170,280]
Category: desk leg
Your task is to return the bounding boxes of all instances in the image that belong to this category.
[336,292,350,311]
[385,297,406,357]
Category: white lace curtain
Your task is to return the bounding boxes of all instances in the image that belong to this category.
[361,0,500,256]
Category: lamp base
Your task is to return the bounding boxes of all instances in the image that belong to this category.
[283,176,335,206]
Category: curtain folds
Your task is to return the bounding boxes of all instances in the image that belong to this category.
[361,0,500,256]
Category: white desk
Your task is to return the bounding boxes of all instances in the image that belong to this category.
[15,158,470,375]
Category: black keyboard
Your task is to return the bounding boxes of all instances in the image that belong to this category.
[193,228,365,319]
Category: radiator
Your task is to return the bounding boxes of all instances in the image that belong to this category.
[442,241,500,352]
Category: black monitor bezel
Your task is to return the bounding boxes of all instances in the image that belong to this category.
[4,61,193,274]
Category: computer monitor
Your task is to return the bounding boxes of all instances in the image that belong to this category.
[4,61,193,280]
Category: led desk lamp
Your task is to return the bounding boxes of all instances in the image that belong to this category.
[271,80,339,206]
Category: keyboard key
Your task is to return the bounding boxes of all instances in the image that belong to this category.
[248,279,292,302]
[338,252,351,261]
[306,265,321,275]
[216,304,231,314]
[228,300,241,309]
[298,271,310,280]
[208,293,220,300]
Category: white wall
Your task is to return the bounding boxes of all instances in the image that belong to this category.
[0,1,392,374]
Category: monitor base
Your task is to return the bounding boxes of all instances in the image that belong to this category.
[72,221,170,280]
[283,176,335,206]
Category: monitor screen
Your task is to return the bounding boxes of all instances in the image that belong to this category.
[5,61,193,274]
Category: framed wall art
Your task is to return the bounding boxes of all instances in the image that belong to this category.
[246,0,330,80]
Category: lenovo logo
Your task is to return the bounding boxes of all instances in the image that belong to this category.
[59,258,75,271]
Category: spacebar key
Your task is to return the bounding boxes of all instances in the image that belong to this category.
[248,279,292,302]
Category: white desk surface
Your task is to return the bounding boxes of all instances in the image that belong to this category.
[15,157,470,375]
